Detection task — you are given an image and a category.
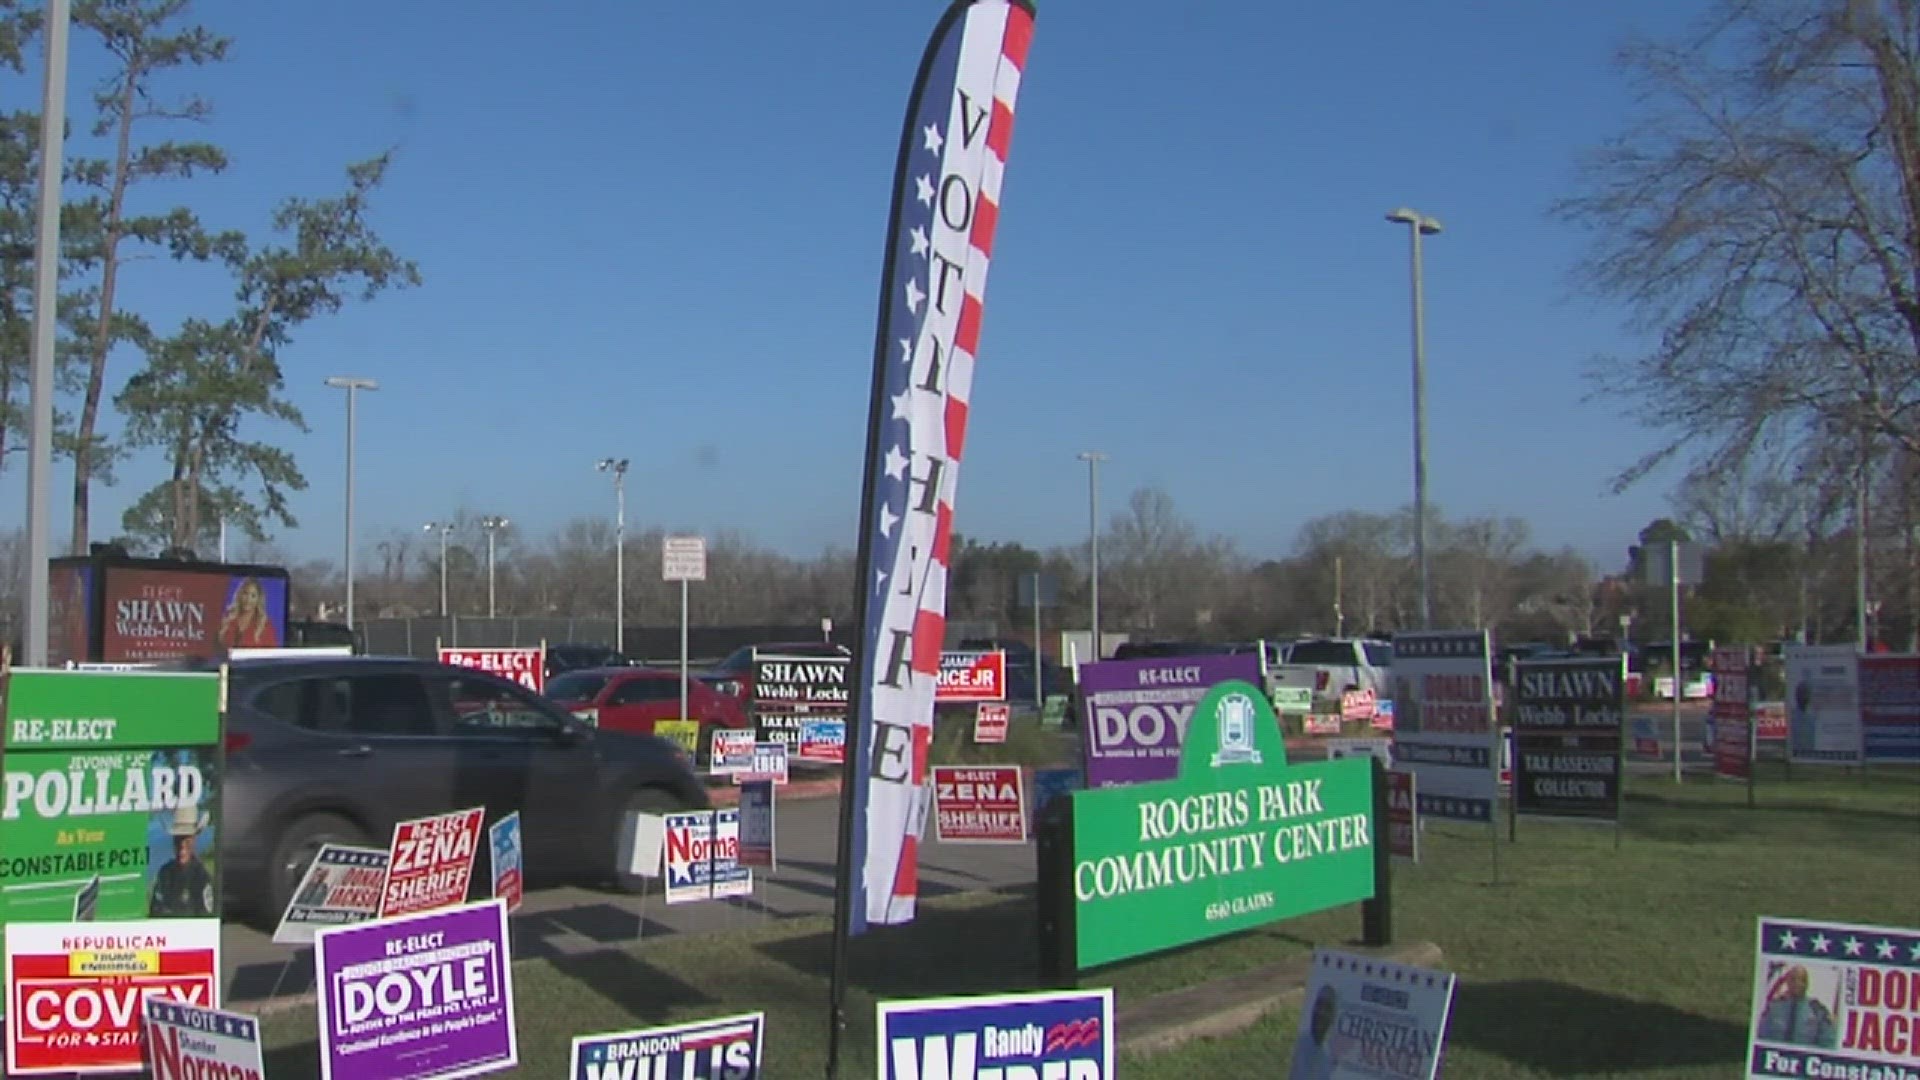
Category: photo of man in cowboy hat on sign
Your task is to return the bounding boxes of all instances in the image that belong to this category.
[149,802,215,917]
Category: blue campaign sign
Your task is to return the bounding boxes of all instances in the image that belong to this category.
[1029,766,1083,824]
[571,1012,764,1080]
[878,988,1114,1080]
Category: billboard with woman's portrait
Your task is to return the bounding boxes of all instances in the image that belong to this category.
[99,565,289,662]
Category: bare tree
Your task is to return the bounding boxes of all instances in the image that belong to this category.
[1564,1,1920,478]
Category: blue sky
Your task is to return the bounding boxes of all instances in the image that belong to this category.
[3,0,1706,573]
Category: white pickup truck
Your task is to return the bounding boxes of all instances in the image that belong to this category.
[1278,637,1395,701]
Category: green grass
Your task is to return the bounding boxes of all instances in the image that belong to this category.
[253,768,1919,1078]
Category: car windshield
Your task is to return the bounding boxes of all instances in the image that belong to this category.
[545,672,610,702]
[1287,641,1357,666]
[1363,643,1393,667]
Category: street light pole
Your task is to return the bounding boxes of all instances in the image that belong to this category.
[423,522,453,617]
[1386,207,1442,629]
[598,458,630,654]
[1077,451,1108,660]
[479,516,510,618]
[325,376,378,631]
[21,0,71,666]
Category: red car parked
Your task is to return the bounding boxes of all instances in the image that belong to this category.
[543,667,748,744]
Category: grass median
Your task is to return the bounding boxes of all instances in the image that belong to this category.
[254,767,1918,1078]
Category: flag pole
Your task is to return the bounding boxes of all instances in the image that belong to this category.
[825,5,973,1075]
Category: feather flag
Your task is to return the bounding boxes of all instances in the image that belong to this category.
[839,0,1035,934]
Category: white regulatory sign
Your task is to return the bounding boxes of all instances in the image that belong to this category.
[663,536,708,582]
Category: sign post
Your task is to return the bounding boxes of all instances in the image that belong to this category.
[1646,539,1704,781]
[663,536,708,732]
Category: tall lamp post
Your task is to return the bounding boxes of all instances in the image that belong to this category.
[597,458,630,654]
[325,376,378,630]
[1077,451,1108,660]
[1386,207,1442,629]
[423,522,453,617]
[479,516,510,618]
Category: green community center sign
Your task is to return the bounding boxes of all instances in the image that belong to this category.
[1067,680,1378,969]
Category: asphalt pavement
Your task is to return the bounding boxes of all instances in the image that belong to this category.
[221,790,1036,1009]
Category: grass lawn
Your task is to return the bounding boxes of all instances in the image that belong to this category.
[255,767,1919,1078]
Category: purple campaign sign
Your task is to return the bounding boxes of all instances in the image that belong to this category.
[315,898,518,1080]
[1079,654,1262,787]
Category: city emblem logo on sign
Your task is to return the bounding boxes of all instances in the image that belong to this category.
[1211,691,1262,767]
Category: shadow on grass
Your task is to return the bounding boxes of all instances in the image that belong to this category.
[1623,791,1919,845]
[1447,979,1745,1075]
[546,948,717,1022]
[757,889,1041,998]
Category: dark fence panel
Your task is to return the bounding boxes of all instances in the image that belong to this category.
[355,618,827,662]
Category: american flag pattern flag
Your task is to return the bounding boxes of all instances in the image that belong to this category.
[847,0,1034,932]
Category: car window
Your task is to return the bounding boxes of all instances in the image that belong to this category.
[249,677,343,733]
[1286,641,1359,666]
[609,678,681,705]
[1363,643,1394,667]
[434,675,563,737]
[347,675,440,737]
[546,672,611,701]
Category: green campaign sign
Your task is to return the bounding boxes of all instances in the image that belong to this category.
[1069,680,1376,969]
[0,668,224,1018]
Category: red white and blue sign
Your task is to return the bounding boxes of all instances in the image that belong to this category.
[846,0,1036,933]
[570,1012,764,1080]
[878,988,1113,1080]
[1745,916,1920,1078]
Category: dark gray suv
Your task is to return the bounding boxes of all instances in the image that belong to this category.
[220,656,709,923]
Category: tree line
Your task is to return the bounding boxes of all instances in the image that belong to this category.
[30,479,1877,650]
[0,0,416,555]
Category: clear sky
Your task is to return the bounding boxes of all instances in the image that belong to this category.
[3,0,1708,573]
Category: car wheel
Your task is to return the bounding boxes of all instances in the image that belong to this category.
[265,812,370,925]
[608,787,686,894]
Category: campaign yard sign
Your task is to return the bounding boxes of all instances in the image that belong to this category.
[380,807,487,918]
[5,918,221,1076]
[1745,916,1920,1078]
[662,810,751,904]
[878,988,1114,1080]
[570,1012,765,1080]
[489,812,524,914]
[1512,656,1626,823]
[932,765,1028,844]
[1859,654,1920,764]
[709,729,757,775]
[1387,769,1419,862]
[733,742,790,786]
[438,646,546,694]
[273,844,390,945]
[1714,647,1756,781]
[974,702,1011,744]
[1067,681,1376,970]
[1389,631,1497,823]
[0,667,224,1025]
[144,998,265,1080]
[315,898,518,1080]
[1029,766,1083,827]
[652,720,700,757]
[738,780,776,868]
[1078,653,1263,788]
[1291,949,1456,1080]
[750,653,848,711]
[799,718,846,764]
[937,650,1008,703]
